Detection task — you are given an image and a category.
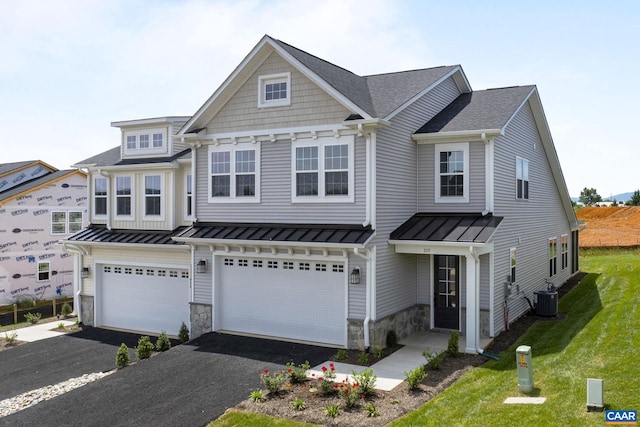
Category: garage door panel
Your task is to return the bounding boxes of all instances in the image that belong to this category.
[218,258,345,345]
[99,265,189,336]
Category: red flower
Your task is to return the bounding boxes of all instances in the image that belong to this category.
[322,366,327,372]
[263,369,269,374]
[329,363,334,367]
[331,367,335,371]
[334,383,339,388]
[318,376,323,381]
[287,368,292,373]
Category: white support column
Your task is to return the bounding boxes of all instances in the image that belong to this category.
[465,253,479,353]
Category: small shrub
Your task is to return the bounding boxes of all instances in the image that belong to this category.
[155,331,171,352]
[60,302,73,318]
[358,352,369,365]
[352,368,377,396]
[337,379,362,408]
[178,322,189,343]
[286,360,310,384]
[4,331,18,345]
[57,322,65,329]
[318,363,338,395]
[374,348,384,359]
[291,397,306,411]
[335,348,347,361]
[115,343,129,368]
[365,402,380,417]
[447,331,460,357]
[424,350,446,370]
[324,403,340,418]
[135,336,154,360]
[386,329,398,348]
[250,389,265,403]
[260,369,287,394]
[404,365,428,390]
[24,312,41,324]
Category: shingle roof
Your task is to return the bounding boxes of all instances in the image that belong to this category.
[176,222,374,245]
[272,37,458,119]
[416,86,535,134]
[73,147,190,167]
[0,169,77,203]
[73,146,121,167]
[66,225,188,245]
[390,213,503,243]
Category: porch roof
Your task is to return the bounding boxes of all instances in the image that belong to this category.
[174,222,374,246]
[389,213,502,244]
[65,225,189,245]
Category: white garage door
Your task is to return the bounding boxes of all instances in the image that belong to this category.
[98,264,190,336]
[218,257,346,346]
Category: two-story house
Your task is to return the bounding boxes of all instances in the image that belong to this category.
[65,36,579,352]
[0,161,87,305]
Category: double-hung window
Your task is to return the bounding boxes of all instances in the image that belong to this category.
[185,174,193,218]
[37,261,50,281]
[549,237,558,276]
[116,176,133,216]
[510,248,517,283]
[516,157,529,199]
[435,143,469,203]
[561,234,568,270]
[144,175,162,217]
[258,72,291,107]
[123,128,166,154]
[292,136,354,202]
[94,177,107,216]
[51,211,83,234]
[208,144,260,202]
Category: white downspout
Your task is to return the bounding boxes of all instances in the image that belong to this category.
[465,246,481,353]
[62,243,88,323]
[482,134,495,215]
[354,247,372,350]
[99,169,111,230]
[186,139,200,221]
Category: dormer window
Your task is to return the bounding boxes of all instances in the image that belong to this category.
[123,128,167,154]
[258,72,291,108]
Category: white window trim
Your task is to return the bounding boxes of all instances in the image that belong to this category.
[516,156,529,200]
[291,135,355,204]
[51,211,83,234]
[123,128,168,155]
[561,234,569,270]
[207,143,261,204]
[93,177,108,219]
[510,247,516,284]
[184,173,193,220]
[114,175,134,219]
[37,261,50,282]
[434,142,469,204]
[258,72,291,108]
[549,237,558,277]
[143,174,164,221]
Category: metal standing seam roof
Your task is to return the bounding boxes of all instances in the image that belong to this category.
[66,225,189,245]
[175,222,374,245]
[390,213,503,243]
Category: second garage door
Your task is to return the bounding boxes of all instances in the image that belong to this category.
[217,257,346,346]
[98,264,190,336]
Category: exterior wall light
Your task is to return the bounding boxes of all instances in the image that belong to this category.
[350,267,361,284]
[81,267,90,279]
[196,259,208,274]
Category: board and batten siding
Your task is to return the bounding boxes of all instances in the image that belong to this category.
[206,52,352,134]
[82,246,190,297]
[373,76,462,320]
[194,135,366,224]
[492,101,574,333]
[417,141,486,212]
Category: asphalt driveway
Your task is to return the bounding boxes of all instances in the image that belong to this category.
[0,327,335,426]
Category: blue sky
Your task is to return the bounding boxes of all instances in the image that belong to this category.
[1,0,638,198]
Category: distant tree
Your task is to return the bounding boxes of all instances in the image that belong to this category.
[629,190,640,206]
[579,187,602,206]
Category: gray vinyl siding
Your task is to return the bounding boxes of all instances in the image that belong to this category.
[492,101,573,333]
[193,245,212,304]
[417,141,486,212]
[417,255,429,304]
[347,254,366,318]
[373,76,462,319]
[480,254,490,310]
[206,52,352,133]
[194,136,366,224]
[171,119,190,154]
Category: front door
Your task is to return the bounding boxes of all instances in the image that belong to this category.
[433,255,460,330]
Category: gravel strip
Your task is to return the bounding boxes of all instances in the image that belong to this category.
[0,370,115,418]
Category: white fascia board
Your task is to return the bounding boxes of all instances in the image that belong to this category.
[59,240,191,251]
[91,162,178,172]
[501,86,537,131]
[412,129,503,143]
[385,66,470,121]
[389,240,493,255]
[201,123,356,143]
[173,236,367,251]
[111,116,191,128]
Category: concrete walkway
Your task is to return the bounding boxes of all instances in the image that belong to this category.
[310,331,492,391]
[5,319,77,342]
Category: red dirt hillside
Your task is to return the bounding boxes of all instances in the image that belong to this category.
[577,206,640,247]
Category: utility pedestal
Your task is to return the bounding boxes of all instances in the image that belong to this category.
[516,345,534,393]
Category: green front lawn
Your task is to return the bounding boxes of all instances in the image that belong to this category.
[391,248,640,426]
[209,249,639,426]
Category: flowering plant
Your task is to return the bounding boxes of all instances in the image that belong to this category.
[285,360,310,384]
[336,378,363,408]
[259,369,288,394]
[317,363,337,395]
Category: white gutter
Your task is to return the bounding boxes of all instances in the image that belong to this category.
[481,133,495,215]
[98,169,111,230]
[353,247,372,350]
